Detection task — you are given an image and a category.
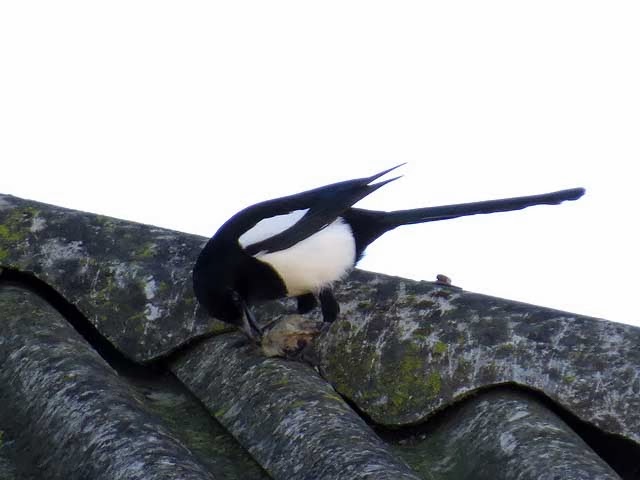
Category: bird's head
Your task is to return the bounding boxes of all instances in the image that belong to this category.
[193,254,263,342]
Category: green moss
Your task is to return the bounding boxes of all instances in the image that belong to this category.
[92,272,117,305]
[426,371,442,398]
[215,407,229,418]
[289,400,307,409]
[433,341,448,355]
[411,329,430,340]
[183,296,195,306]
[563,375,576,384]
[94,215,118,234]
[0,208,37,265]
[497,343,515,353]
[322,392,344,403]
[0,207,39,239]
[338,322,351,333]
[480,362,499,379]
[323,333,379,400]
[0,224,17,241]
[389,390,407,408]
[456,358,471,372]
[0,223,24,244]
[416,299,436,309]
[157,281,171,295]
[452,358,472,385]
[21,206,40,217]
[432,289,452,299]
[400,349,422,372]
[325,335,448,419]
[129,312,147,325]
[0,429,4,447]
[208,321,233,335]
[386,344,441,411]
[403,294,417,305]
[134,242,157,260]
[90,266,150,332]
[495,343,516,360]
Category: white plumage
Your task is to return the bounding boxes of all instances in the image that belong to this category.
[240,214,356,296]
[238,209,308,249]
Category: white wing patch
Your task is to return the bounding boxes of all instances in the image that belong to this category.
[254,217,356,296]
[238,209,309,248]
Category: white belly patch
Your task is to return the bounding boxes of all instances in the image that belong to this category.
[254,217,356,296]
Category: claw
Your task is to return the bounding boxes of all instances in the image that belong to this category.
[241,301,263,343]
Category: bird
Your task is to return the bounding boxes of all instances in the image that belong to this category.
[193,165,585,342]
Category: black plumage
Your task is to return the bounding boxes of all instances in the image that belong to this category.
[193,165,584,340]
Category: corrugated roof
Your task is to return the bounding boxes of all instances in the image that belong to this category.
[1,193,638,479]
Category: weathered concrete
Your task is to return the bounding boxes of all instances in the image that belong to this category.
[125,373,270,480]
[2,192,640,474]
[0,193,220,362]
[0,286,253,480]
[312,270,640,445]
[0,424,39,480]
[171,333,425,480]
[389,388,621,480]
[0,426,22,480]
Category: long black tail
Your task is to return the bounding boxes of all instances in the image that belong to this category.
[383,187,585,227]
[344,188,585,259]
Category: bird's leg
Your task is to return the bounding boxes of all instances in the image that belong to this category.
[319,289,339,323]
[240,301,263,342]
[296,293,318,314]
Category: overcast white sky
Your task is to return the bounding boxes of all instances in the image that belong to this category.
[1,2,638,326]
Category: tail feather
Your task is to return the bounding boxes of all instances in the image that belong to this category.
[383,188,585,227]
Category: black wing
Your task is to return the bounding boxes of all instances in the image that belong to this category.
[240,164,404,255]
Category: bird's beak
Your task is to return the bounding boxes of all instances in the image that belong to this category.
[240,301,263,343]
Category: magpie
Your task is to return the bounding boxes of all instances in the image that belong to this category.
[193,165,584,341]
